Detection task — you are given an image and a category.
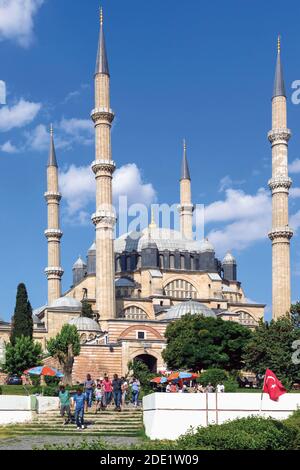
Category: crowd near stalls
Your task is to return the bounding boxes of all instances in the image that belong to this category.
[58,374,141,431]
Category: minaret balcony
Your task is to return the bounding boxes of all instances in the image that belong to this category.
[268,128,291,146]
[268,177,292,194]
[44,192,62,202]
[91,160,116,175]
[91,107,115,124]
[45,267,64,279]
[92,210,117,227]
[177,203,195,214]
[268,226,294,242]
[44,229,63,240]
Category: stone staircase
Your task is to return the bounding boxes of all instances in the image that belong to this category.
[6,408,143,437]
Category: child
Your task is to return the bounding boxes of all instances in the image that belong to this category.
[72,388,86,430]
[95,382,105,414]
[58,385,72,425]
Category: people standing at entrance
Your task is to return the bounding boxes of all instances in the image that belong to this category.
[130,378,140,407]
[58,385,72,425]
[112,374,123,411]
[206,383,215,393]
[103,375,113,406]
[84,374,95,412]
[216,383,225,393]
[121,377,129,407]
[72,388,86,430]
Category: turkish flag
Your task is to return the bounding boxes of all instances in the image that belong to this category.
[263,369,287,401]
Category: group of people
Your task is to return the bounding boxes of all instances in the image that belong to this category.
[58,374,141,430]
[164,382,225,394]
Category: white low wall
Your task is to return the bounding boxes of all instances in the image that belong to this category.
[36,397,59,414]
[143,393,300,440]
[0,396,32,425]
[0,396,60,425]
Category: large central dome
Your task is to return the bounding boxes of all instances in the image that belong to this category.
[114,228,211,254]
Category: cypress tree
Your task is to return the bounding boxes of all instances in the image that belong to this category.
[81,300,94,319]
[10,284,33,345]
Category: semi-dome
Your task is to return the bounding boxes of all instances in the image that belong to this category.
[69,316,101,332]
[200,239,215,253]
[161,300,216,321]
[114,228,204,254]
[73,256,87,268]
[50,297,82,309]
[222,252,236,264]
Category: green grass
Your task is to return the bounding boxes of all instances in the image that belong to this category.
[1,385,34,396]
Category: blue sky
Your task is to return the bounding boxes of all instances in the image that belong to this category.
[1,0,300,321]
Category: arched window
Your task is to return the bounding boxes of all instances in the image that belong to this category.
[180,255,185,270]
[164,279,197,299]
[238,311,257,327]
[120,306,148,320]
[159,254,164,269]
[170,255,175,269]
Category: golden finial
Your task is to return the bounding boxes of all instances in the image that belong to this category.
[277,35,281,54]
[50,123,53,136]
[100,6,103,26]
[149,207,157,230]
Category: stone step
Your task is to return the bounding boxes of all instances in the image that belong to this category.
[8,431,141,437]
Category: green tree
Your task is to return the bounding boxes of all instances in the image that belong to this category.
[10,283,33,345]
[290,303,300,329]
[162,314,252,372]
[243,316,300,388]
[128,360,155,395]
[81,300,94,319]
[47,325,81,386]
[4,336,42,376]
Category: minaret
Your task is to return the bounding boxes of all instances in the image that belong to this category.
[268,36,293,319]
[91,8,116,320]
[178,140,194,239]
[44,125,64,304]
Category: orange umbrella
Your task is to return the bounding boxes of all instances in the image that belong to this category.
[167,372,199,382]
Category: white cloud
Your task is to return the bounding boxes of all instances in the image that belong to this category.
[25,123,48,151]
[290,187,300,199]
[199,188,272,254]
[0,98,41,131]
[0,140,18,153]
[289,159,300,174]
[59,118,93,146]
[0,0,44,48]
[205,188,270,224]
[218,175,245,193]
[59,163,156,225]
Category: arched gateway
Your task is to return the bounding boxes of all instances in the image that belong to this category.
[134,354,158,374]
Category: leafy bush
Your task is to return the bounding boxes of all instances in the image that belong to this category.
[198,369,228,387]
[284,409,300,450]
[223,379,239,392]
[44,376,60,386]
[0,386,2,395]
[31,385,59,397]
[30,375,41,387]
[178,416,297,450]
[3,337,42,376]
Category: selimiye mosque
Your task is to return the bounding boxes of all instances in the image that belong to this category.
[0,13,293,379]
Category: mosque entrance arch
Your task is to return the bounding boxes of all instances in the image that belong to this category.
[134,354,157,374]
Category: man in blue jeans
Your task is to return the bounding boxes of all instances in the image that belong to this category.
[72,388,86,430]
[84,374,95,412]
[112,374,123,412]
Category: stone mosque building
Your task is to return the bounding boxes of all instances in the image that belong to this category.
[0,14,293,380]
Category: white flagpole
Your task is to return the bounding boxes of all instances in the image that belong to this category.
[259,373,266,414]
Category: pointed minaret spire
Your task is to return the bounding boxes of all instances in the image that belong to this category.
[178,140,194,239]
[95,6,110,76]
[149,207,157,231]
[268,36,293,319]
[181,139,191,181]
[273,35,286,98]
[48,124,58,168]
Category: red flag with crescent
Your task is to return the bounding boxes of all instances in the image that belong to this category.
[263,369,287,401]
